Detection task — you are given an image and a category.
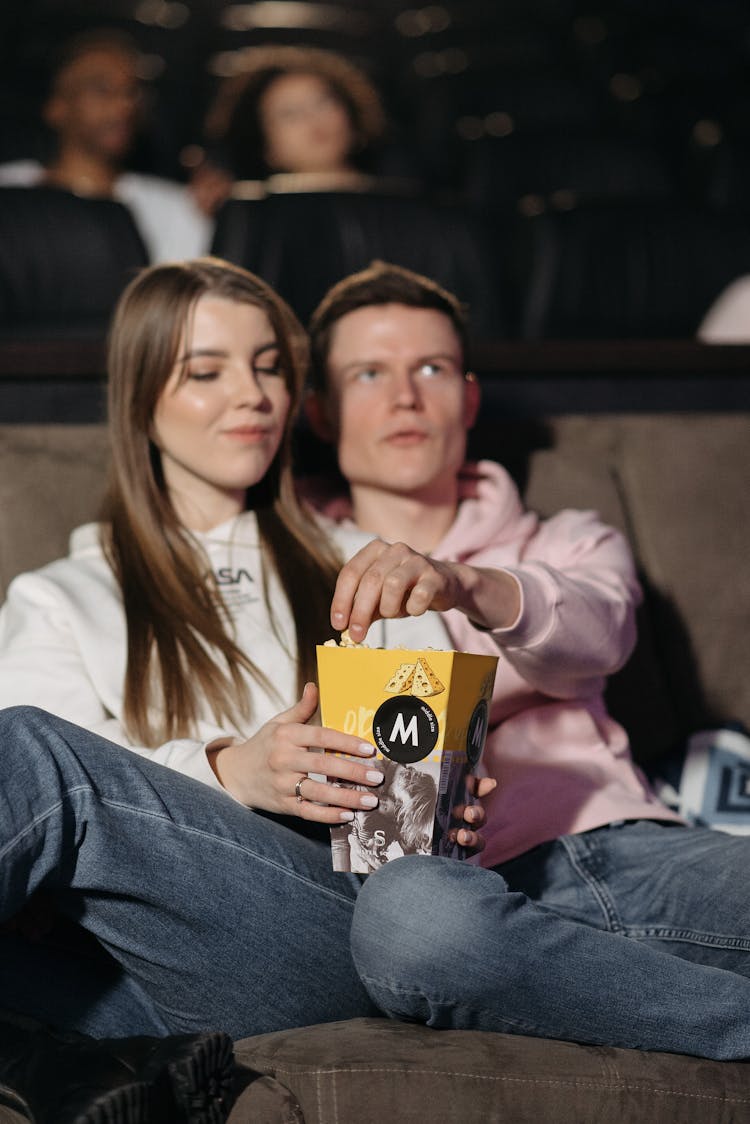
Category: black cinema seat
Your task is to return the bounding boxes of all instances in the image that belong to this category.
[514,200,750,339]
[210,187,507,336]
[0,186,148,339]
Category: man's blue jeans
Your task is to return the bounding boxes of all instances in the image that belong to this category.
[352,822,750,1059]
[6,705,750,1059]
[0,706,375,1039]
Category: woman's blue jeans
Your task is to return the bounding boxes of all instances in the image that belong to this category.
[352,822,750,1059]
[5,705,750,1059]
[0,706,375,1039]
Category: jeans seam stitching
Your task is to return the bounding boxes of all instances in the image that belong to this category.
[95,797,359,908]
[0,786,91,860]
[2,786,358,910]
[623,926,750,950]
[558,834,622,931]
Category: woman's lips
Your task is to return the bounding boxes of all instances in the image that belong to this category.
[222,426,272,441]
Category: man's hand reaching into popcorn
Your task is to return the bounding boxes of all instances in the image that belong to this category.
[330,539,522,645]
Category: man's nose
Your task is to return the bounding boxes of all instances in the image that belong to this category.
[391,370,420,407]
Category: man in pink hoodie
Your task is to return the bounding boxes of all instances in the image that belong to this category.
[303,261,750,1058]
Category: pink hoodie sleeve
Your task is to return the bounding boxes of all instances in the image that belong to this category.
[448,509,642,701]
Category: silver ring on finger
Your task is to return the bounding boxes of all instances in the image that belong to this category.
[295,776,308,803]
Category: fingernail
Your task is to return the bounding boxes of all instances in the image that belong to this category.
[365,770,384,784]
[360,794,379,808]
[340,811,354,821]
[358,742,375,756]
[332,611,345,625]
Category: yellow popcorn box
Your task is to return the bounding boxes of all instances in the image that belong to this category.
[316,645,498,873]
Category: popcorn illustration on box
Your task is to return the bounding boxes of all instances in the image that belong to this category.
[316,643,498,873]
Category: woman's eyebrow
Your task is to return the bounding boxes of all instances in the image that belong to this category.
[176,347,227,361]
[176,341,278,362]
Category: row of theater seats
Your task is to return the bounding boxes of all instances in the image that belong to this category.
[2,184,750,340]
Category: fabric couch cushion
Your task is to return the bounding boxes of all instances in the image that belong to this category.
[615,413,750,738]
[230,1018,750,1123]
[0,425,108,601]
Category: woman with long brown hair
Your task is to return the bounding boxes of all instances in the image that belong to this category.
[0,257,395,814]
[0,258,452,1119]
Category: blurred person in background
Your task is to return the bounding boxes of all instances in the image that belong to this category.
[190,45,389,214]
[0,29,212,263]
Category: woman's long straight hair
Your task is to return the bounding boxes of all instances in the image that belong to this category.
[101,257,340,746]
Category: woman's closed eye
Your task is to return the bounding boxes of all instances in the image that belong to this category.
[187,368,220,382]
[253,346,282,376]
[254,360,282,377]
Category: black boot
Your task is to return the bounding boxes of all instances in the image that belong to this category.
[106,1029,235,1124]
[0,1011,235,1124]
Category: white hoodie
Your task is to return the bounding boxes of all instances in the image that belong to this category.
[0,512,450,793]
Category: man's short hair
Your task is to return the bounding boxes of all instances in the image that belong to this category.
[308,260,470,393]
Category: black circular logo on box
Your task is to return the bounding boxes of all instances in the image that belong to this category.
[466,700,489,768]
[372,697,439,764]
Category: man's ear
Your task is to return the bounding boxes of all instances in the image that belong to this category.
[303,389,336,444]
[464,372,481,430]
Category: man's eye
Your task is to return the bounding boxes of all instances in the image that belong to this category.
[354,368,379,382]
[419,363,443,377]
